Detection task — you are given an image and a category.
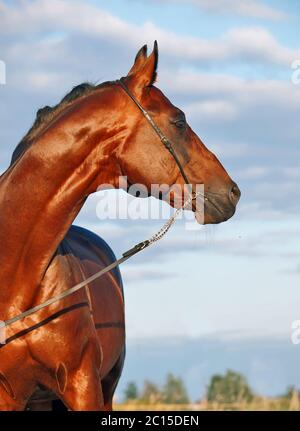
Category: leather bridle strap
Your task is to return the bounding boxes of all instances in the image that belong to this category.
[118,79,194,194]
[0,81,199,332]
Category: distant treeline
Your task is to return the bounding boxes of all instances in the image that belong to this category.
[122,370,300,407]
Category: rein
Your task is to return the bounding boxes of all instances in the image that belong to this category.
[1,81,198,331]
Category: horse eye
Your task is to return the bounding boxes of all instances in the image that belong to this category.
[175,119,186,129]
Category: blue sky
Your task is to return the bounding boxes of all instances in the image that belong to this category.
[0,0,300,348]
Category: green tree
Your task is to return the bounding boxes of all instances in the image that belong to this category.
[282,385,300,399]
[140,380,162,404]
[206,370,253,404]
[124,381,139,401]
[162,373,189,404]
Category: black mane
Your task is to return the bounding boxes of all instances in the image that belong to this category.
[11,81,115,165]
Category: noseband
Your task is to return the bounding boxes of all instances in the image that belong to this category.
[117,79,195,197]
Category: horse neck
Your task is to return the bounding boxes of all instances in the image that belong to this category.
[0,89,124,308]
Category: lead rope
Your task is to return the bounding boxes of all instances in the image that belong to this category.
[124,189,200,256]
[0,191,201,330]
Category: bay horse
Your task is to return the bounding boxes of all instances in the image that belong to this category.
[0,42,240,410]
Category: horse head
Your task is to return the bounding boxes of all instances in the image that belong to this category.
[117,42,240,224]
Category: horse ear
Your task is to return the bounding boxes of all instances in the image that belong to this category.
[128,44,148,76]
[127,41,158,92]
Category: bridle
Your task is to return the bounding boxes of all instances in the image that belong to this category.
[0,79,201,332]
[118,79,195,195]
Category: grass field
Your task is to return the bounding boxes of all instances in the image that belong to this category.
[115,395,300,411]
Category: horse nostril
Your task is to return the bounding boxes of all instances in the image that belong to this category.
[229,183,241,205]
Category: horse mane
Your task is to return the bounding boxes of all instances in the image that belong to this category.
[10,80,116,165]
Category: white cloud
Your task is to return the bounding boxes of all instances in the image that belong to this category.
[25,71,63,89]
[152,0,288,20]
[200,0,287,20]
[282,167,300,179]
[161,69,300,109]
[223,27,297,65]
[0,0,298,66]
[209,141,251,159]
[235,165,300,181]
[185,99,237,121]
[237,165,270,179]
[122,266,178,282]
